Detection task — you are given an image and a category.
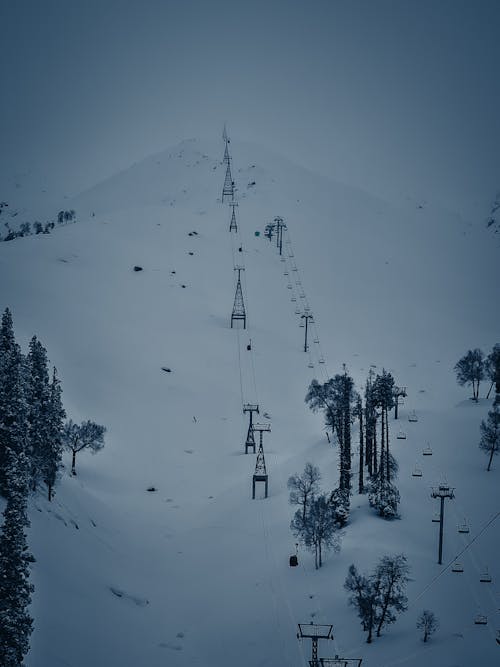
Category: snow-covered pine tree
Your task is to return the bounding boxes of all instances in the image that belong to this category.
[25,336,51,491]
[0,447,34,666]
[373,370,395,483]
[364,370,378,477]
[0,308,28,497]
[479,402,499,471]
[44,367,65,500]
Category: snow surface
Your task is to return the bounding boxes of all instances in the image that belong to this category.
[1,137,499,666]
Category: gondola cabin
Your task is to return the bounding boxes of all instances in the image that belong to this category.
[289,554,298,567]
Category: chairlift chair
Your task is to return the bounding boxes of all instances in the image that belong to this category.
[397,430,407,440]
[284,271,289,276]
[291,297,297,302]
[308,362,314,369]
[299,321,305,328]
[408,411,418,422]
[432,512,440,523]
[280,257,286,262]
[474,614,488,625]
[314,338,320,344]
[451,562,464,573]
[458,519,470,534]
[479,568,492,583]
[287,283,293,289]
[412,466,422,477]
[422,444,433,456]
[295,308,301,315]
[319,358,325,364]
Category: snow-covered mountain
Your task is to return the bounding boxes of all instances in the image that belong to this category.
[1,137,498,667]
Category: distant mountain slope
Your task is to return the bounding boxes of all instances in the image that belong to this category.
[0,137,498,667]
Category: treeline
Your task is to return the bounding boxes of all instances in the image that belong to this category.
[454,345,500,471]
[0,209,76,242]
[0,307,105,665]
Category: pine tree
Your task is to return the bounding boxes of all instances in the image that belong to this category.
[479,403,500,471]
[0,309,28,497]
[373,370,395,482]
[0,448,34,666]
[25,336,51,491]
[44,368,65,500]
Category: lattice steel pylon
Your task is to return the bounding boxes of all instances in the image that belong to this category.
[223,142,231,165]
[229,201,238,232]
[231,266,246,329]
[222,162,234,202]
[243,404,259,454]
[252,441,268,499]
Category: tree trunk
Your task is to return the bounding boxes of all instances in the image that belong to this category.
[359,404,364,494]
[386,408,391,483]
[380,409,385,483]
[423,629,428,642]
[47,482,53,502]
[71,449,77,475]
[486,381,494,399]
[487,446,495,471]
[314,543,318,570]
[373,419,378,475]
[319,540,322,568]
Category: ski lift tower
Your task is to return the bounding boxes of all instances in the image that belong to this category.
[243,403,259,454]
[274,216,286,255]
[231,266,246,329]
[297,623,334,667]
[431,483,455,564]
[301,311,314,352]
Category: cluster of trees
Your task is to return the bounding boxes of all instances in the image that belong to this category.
[0,307,105,664]
[454,345,500,401]
[288,463,342,569]
[344,554,410,643]
[304,366,401,523]
[454,346,500,470]
[0,209,76,243]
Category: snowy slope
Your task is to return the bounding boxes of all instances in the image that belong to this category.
[1,137,498,667]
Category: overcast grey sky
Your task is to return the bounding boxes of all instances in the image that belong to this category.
[1,0,499,214]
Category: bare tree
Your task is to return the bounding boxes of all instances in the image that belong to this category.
[416,610,439,642]
[454,349,485,401]
[62,420,106,475]
[291,494,341,569]
[287,462,321,523]
[345,554,410,642]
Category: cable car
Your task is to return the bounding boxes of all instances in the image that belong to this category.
[451,562,464,573]
[289,554,298,567]
[474,614,488,625]
[480,568,492,583]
